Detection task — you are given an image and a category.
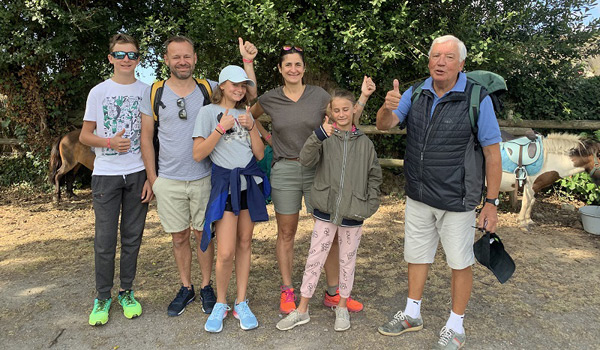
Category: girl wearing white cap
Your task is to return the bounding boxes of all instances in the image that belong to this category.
[192,65,270,333]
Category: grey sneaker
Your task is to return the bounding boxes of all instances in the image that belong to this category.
[276,309,310,330]
[334,306,350,331]
[378,310,423,336]
[433,326,466,349]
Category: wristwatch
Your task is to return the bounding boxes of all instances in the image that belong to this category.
[485,198,499,206]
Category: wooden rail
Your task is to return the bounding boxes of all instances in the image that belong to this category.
[257,117,600,168]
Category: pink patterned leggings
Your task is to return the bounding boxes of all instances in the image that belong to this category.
[299,219,363,299]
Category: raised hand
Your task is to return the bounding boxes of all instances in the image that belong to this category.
[111,128,131,152]
[322,115,334,136]
[361,75,376,97]
[219,109,236,132]
[384,79,401,111]
[239,37,258,61]
[238,106,255,130]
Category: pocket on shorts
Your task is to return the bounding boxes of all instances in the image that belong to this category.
[151,177,162,195]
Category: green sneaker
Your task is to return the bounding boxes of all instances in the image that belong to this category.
[433,326,466,349]
[378,310,423,336]
[88,298,111,326]
[118,290,142,319]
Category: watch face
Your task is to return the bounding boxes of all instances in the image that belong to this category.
[494,198,499,206]
[488,198,499,206]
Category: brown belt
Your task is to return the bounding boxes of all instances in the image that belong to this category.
[284,157,300,161]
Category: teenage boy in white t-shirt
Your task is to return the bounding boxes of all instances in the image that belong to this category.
[80,33,153,326]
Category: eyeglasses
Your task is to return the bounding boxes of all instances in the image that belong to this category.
[177,98,187,119]
[282,45,303,52]
[110,51,140,60]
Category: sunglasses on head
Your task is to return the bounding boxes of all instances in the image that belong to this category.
[177,98,187,119]
[282,45,303,52]
[110,51,140,60]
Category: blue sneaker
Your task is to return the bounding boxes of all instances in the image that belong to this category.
[167,286,195,317]
[233,299,258,330]
[205,302,230,333]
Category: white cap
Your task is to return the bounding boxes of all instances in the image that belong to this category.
[218,65,256,87]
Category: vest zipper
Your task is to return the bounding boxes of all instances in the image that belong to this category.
[333,132,349,224]
[419,102,442,200]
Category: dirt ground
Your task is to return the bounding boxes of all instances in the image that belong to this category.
[1,183,599,350]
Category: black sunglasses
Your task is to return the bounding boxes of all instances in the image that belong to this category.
[110,51,140,60]
[177,98,187,119]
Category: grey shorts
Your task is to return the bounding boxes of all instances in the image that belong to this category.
[270,159,316,215]
[403,196,476,270]
[152,176,211,233]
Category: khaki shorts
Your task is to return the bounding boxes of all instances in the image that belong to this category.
[152,176,211,233]
[403,196,476,270]
[270,159,316,215]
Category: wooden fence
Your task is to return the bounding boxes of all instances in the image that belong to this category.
[256,117,600,168]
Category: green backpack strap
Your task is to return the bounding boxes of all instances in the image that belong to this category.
[469,84,482,136]
[410,81,426,104]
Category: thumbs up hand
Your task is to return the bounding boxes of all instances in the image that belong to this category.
[384,79,401,111]
[219,108,236,132]
[111,128,131,152]
[239,37,258,61]
[239,106,254,130]
[322,115,334,136]
[361,75,376,97]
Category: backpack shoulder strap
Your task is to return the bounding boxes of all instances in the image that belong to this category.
[410,81,426,104]
[195,78,213,106]
[469,83,482,136]
[151,80,166,123]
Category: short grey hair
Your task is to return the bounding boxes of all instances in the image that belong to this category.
[428,35,467,62]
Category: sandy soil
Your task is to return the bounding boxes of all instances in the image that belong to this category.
[1,185,599,350]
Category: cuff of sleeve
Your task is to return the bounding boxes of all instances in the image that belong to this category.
[315,125,329,141]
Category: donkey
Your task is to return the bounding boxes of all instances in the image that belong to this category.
[499,133,600,230]
[48,129,95,203]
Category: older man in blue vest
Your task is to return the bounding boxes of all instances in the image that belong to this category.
[376,35,502,349]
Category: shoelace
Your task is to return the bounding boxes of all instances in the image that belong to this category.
[236,302,253,318]
[388,310,407,326]
[121,292,136,306]
[203,286,216,301]
[96,299,110,311]
[281,288,296,303]
[209,304,231,320]
[437,326,453,346]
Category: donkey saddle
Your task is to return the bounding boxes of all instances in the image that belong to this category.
[500,130,544,188]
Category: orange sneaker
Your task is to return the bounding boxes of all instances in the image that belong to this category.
[279,286,297,314]
[323,289,364,312]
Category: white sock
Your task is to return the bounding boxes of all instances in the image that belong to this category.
[445,311,465,334]
[403,297,421,319]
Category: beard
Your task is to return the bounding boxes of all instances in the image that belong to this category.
[169,64,195,80]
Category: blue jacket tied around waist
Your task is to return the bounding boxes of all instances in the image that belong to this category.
[201,157,271,252]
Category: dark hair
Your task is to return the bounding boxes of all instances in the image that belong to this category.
[278,46,305,66]
[164,35,195,54]
[109,33,139,53]
[211,82,248,109]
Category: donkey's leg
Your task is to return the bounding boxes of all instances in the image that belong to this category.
[65,164,82,198]
[519,183,536,230]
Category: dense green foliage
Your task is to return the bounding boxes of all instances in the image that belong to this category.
[1,0,599,193]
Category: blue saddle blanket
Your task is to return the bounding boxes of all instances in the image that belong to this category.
[500,136,544,176]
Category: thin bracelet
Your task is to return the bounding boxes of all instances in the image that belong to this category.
[265,134,272,141]
[106,138,111,149]
[215,128,223,135]
[242,58,253,63]
[217,123,226,134]
[357,100,366,107]
[248,121,255,131]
